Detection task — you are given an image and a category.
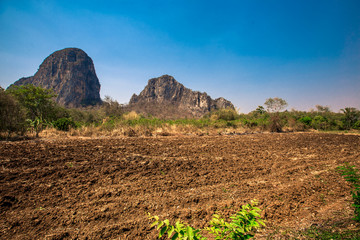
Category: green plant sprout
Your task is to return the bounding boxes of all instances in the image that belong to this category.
[148,200,265,240]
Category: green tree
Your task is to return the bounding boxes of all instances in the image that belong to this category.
[8,84,57,137]
[255,106,266,115]
[0,87,27,136]
[341,107,359,130]
[315,105,331,113]
[264,97,288,113]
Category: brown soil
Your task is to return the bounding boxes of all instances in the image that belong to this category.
[1,133,359,239]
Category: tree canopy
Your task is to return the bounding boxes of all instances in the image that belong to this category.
[264,97,288,113]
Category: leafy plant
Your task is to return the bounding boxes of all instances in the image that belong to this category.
[0,87,27,136]
[206,200,265,240]
[26,117,44,137]
[148,213,206,240]
[337,163,360,222]
[298,116,312,125]
[255,106,266,115]
[311,115,329,130]
[53,117,77,131]
[148,200,265,240]
[8,84,57,137]
[341,107,360,130]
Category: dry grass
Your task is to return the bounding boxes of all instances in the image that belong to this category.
[122,111,140,120]
[37,123,255,139]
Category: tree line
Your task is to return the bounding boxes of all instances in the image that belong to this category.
[0,85,359,138]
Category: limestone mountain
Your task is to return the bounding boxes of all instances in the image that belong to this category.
[129,75,234,118]
[10,48,101,107]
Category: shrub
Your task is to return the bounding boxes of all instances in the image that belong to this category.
[354,120,360,130]
[206,200,265,239]
[123,111,141,120]
[268,114,283,132]
[287,117,306,131]
[8,84,58,137]
[102,95,124,117]
[243,119,258,129]
[298,116,312,125]
[311,115,329,130]
[0,88,27,136]
[341,107,360,130]
[211,108,239,121]
[53,118,77,131]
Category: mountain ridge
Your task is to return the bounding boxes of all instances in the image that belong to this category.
[129,75,234,118]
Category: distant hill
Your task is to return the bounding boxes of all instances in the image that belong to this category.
[129,75,234,118]
[9,48,101,107]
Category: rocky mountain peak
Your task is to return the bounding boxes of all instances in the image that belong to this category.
[10,48,101,107]
[129,75,234,118]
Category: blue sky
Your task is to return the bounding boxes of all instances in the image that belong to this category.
[0,0,359,113]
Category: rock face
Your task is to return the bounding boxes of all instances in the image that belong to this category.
[11,48,101,107]
[129,75,234,118]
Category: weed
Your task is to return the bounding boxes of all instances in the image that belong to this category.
[65,162,74,168]
[319,193,326,203]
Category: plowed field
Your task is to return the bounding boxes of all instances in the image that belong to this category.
[1,133,360,239]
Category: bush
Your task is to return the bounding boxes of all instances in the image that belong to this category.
[268,114,284,132]
[298,116,312,125]
[341,107,360,130]
[311,115,329,130]
[0,88,27,136]
[53,118,77,131]
[211,108,239,121]
[102,95,124,117]
[354,120,360,130]
[123,111,141,120]
[8,84,58,137]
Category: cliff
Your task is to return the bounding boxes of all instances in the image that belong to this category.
[10,48,101,107]
[129,75,234,118]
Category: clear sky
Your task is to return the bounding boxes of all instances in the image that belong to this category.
[1,0,359,113]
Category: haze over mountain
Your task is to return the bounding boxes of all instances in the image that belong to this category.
[10,48,102,108]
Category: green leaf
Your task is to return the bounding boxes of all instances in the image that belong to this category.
[171,232,179,240]
[159,226,167,238]
[167,226,175,238]
[150,221,159,228]
[187,226,194,240]
[157,221,164,230]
